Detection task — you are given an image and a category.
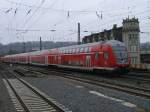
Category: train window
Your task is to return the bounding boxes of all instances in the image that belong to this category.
[75,49,77,53]
[117,51,128,59]
[72,49,75,54]
[73,49,76,54]
[82,48,85,52]
[72,49,74,54]
[62,50,65,53]
[85,47,91,53]
[76,48,79,53]
[70,49,72,54]
[69,49,72,54]
[65,50,68,54]
[104,52,109,60]
[68,50,70,54]
[80,48,84,53]
[79,48,82,53]
[89,47,91,52]
[95,53,99,59]
[68,49,70,54]
[112,46,126,51]
[85,47,89,53]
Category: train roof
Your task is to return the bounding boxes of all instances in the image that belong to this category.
[4,40,124,57]
[58,40,124,50]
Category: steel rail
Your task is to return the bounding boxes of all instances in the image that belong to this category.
[2,69,70,112]
[20,67,150,99]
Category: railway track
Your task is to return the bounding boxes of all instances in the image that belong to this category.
[16,64,150,83]
[121,75,150,83]
[2,68,70,112]
[125,72,150,79]
[21,65,150,84]
[51,68,150,84]
[12,63,150,82]
[14,66,150,99]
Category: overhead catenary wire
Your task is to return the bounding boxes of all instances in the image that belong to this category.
[1,0,150,43]
[4,0,109,13]
[18,0,46,30]
[21,0,59,34]
[82,8,150,28]
[4,0,145,30]
[8,11,150,38]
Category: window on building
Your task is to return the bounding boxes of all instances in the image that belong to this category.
[134,58,136,64]
[129,36,131,41]
[134,58,137,64]
[130,46,132,51]
[132,57,137,64]
[134,46,137,51]
[129,34,131,38]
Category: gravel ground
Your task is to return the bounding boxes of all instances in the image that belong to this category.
[22,74,150,112]
[0,71,17,112]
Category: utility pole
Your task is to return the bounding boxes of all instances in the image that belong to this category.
[77,22,81,45]
[22,36,26,53]
[23,42,26,53]
[40,36,42,50]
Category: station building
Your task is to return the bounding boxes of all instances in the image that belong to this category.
[82,17,140,65]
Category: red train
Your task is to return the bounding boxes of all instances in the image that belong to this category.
[2,40,130,73]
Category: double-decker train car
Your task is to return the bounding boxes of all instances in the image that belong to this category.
[2,40,130,73]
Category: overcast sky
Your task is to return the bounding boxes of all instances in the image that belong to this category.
[0,0,149,44]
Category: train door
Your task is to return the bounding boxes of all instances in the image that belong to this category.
[104,51,109,66]
[45,56,48,65]
[58,55,61,64]
[54,55,57,64]
[85,55,91,67]
[94,52,100,66]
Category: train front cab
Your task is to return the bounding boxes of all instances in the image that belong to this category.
[92,44,116,73]
[93,41,130,74]
[111,45,130,73]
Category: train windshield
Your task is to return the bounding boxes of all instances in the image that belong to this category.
[112,46,128,64]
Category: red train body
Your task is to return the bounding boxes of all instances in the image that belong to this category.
[2,40,130,73]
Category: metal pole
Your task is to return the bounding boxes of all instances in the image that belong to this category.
[23,42,26,53]
[78,22,80,45]
[23,36,26,53]
[40,37,42,50]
